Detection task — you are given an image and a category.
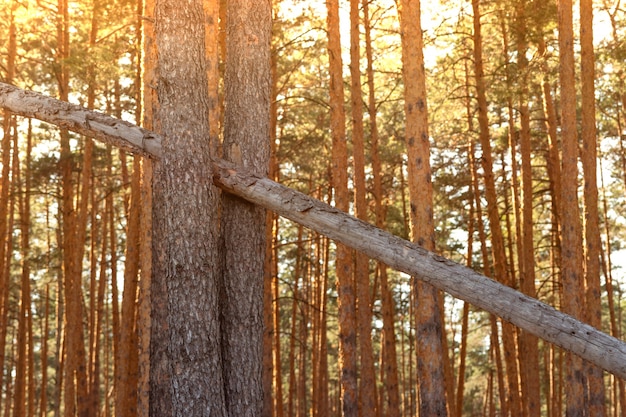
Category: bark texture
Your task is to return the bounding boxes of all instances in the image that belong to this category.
[150,1,226,415]
[221,0,271,415]
[557,0,587,415]
[398,0,448,414]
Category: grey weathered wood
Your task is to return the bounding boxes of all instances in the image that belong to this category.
[2,81,625,380]
[0,82,161,158]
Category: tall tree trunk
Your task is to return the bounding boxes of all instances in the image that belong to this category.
[150,0,226,414]
[262,54,277,417]
[515,3,541,415]
[470,2,521,415]
[326,0,358,415]
[398,0,448,414]
[349,1,378,416]
[14,120,32,417]
[56,0,91,413]
[363,1,400,414]
[317,233,331,417]
[116,156,142,417]
[288,229,302,417]
[138,0,156,412]
[39,285,51,417]
[580,0,606,414]
[221,1,271,414]
[273,225,285,417]
[0,2,16,412]
[557,0,587,415]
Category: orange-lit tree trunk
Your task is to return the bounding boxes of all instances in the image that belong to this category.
[349,1,377,415]
[39,285,51,417]
[57,0,91,413]
[326,0,357,415]
[470,1,521,415]
[515,3,541,416]
[580,0,606,415]
[263,7,279,414]
[138,0,156,412]
[287,227,303,417]
[363,1,400,415]
[14,121,32,417]
[0,2,17,412]
[398,0,447,414]
[557,0,587,415]
[116,156,142,417]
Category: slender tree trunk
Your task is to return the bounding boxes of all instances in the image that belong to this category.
[363,2,400,414]
[150,0,226,414]
[56,0,91,413]
[0,3,17,409]
[326,0,358,415]
[39,285,50,417]
[557,0,588,415]
[470,2,521,415]
[14,121,30,417]
[116,156,142,417]
[273,223,285,417]
[469,129,509,417]
[349,1,378,416]
[138,0,156,412]
[580,0,607,414]
[398,0,448,414]
[514,3,541,415]
[317,233,331,417]
[456,169,473,415]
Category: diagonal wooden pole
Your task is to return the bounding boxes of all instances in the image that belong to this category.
[1,81,625,380]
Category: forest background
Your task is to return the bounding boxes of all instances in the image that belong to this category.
[1,0,626,416]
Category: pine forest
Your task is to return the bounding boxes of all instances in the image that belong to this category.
[1,0,626,416]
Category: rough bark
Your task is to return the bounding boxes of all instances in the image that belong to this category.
[3,83,626,381]
[221,0,271,415]
[398,0,448,414]
[557,0,588,415]
[204,0,220,156]
[150,1,226,415]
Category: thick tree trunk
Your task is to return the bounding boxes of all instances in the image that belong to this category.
[150,0,226,415]
[3,82,626,382]
[221,1,271,415]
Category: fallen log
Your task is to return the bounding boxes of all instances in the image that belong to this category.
[1,81,625,380]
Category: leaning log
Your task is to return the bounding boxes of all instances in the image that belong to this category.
[1,81,625,380]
